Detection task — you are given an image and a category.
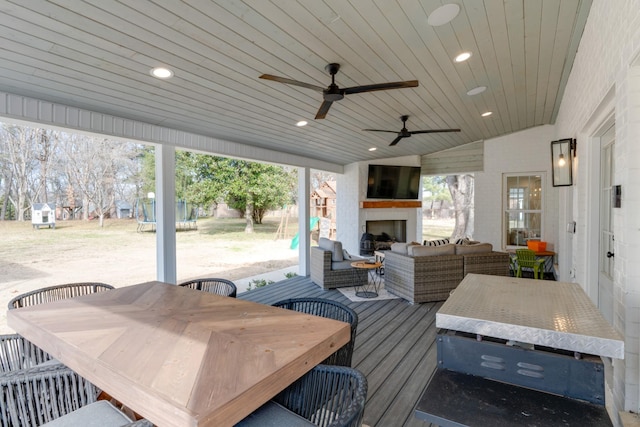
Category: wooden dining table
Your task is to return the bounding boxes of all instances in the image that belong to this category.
[7,281,350,427]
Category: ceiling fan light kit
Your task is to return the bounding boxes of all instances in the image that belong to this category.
[259,63,419,119]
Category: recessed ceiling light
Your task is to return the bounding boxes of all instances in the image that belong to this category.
[427,4,460,26]
[296,120,308,127]
[150,67,174,79]
[467,86,487,96]
[368,147,377,151]
[455,52,472,63]
[481,111,493,117]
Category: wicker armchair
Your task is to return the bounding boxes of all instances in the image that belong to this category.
[179,278,237,297]
[1,333,56,374]
[7,282,114,310]
[237,364,367,427]
[272,298,358,367]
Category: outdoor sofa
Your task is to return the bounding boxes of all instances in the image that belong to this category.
[384,240,510,303]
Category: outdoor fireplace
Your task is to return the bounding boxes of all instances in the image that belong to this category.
[360,220,407,255]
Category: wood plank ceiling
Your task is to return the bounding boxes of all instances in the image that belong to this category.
[0,0,591,167]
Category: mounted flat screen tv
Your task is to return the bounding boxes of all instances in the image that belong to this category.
[366,164,421,199]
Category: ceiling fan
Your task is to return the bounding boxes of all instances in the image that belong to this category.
[259,63,418,119]
[363,115,460,146]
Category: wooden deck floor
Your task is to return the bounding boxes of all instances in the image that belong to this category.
[239,275,441,427]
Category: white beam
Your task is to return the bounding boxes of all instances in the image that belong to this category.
[155,144,177,283]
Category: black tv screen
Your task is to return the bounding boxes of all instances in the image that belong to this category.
[366,165,421,199]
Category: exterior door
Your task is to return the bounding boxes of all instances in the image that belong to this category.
[598,125,615,323]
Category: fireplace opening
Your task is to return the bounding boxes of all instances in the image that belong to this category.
[363,220,407,253]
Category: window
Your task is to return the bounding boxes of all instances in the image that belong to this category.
[504,174,543,248]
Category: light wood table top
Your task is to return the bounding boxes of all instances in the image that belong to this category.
[7,281,350,427]
[350,261,382,269]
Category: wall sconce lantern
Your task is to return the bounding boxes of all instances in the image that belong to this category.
[551,138,576,187]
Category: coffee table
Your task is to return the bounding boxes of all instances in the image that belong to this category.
[351,261,382,298]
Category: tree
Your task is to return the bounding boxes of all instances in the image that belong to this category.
[422,176,452,219]
[59,134,139,227]
[0,124,49,221]
[224,160,296,229]
[445,174,474,239]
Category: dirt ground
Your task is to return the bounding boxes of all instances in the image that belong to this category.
[0,216,299,334]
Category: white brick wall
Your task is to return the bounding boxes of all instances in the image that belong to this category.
[553,0,640,420]
[474,125,559,252]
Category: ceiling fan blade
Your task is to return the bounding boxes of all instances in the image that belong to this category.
[343,80,419,95]
[259,74,325,92]
[389,135,404,146]
[315,100,333,119]
[409,129,461,135]
[362,129,398,133]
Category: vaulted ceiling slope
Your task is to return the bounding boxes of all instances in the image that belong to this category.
[0,0,591,166]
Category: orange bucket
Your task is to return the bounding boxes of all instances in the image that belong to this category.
[527,240,547,252]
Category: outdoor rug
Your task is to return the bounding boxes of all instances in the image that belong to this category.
[337,281,399,302]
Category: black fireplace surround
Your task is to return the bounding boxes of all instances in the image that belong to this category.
[360,220,407,256]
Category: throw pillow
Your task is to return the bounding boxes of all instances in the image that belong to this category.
[425,238,450,247]
[454,237,471,245]
[342,249,353,260]
[410,243,456,257]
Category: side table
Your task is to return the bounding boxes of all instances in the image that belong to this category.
[351,261,382,298]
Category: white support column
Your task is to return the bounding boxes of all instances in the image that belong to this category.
[298,167,311,276]
[155,144,177,284]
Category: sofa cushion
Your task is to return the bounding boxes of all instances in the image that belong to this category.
[332,259,356,270]
[455,242,493,255]
[391,242,409,254]
[391,242,420,255]
[409,243,456,257]
[318,237,343,262]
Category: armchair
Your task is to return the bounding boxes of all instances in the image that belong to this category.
[310,238,367,290]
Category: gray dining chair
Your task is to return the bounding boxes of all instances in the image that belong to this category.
[4,283,115,374]
[1,361,152,427]
[236,364,367,427]
[179,278,237,297]
[0,333,57,374]
[0,363,81,425]
[272,298,358,367]
[7,282,114,310]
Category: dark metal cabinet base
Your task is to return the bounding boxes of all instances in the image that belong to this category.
[437,329,605,404]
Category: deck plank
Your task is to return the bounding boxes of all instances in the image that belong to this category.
[238,276,437,427]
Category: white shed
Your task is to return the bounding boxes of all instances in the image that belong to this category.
[31,203,56,229]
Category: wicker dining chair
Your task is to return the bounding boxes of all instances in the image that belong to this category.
[179,278,237,297]
[0,333,56,374]
[272,298,358,367]
[5,283,115,374]
[7,282,114,310]
[1,363,152,427]
[237,364,368,427]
